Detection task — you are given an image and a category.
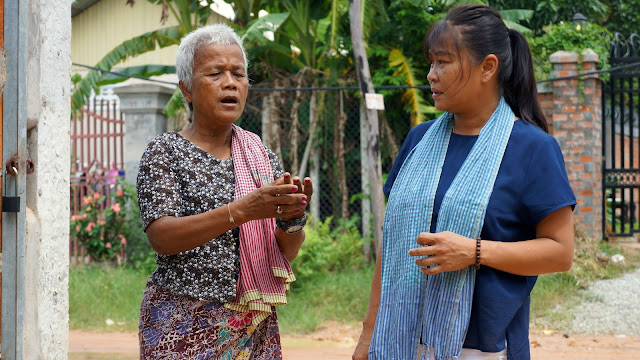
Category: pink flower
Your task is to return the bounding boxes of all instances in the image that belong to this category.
[85,222,95,232]
[105,242,112,249]
[71,215,78,221]
[75,225,81,232]
[99,220,106,226]
[116,190,124,197]
[85,206,92,212]
[82,197,92,205]
[81,214,88,219]
[110,203,121,213]
[93,192,100,200]
[119,234,127,245]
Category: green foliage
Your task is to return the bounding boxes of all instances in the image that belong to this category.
[289,216,366,284]
[96,64,177,86]
[528,22,611,80]
[488,0,608,35]
[118,180,157,274]
[388,48,438,126]
[601,0,640,36]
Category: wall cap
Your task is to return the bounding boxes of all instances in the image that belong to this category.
[112,83,176,96]
[581,49,599,63]
[550,51,579,63]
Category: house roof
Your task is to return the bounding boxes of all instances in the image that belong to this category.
[72,0,101,17]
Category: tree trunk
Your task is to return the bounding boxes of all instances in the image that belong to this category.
[381,115,400,163]
[334,90,349,219]
[288,74,305,175]
[261,94,271,145]
[359,101,372,261]
[270,80,283,163]
[349,0,385,254]
[298,90,317,179]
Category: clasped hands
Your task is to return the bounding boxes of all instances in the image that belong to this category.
[407,231,477,275]
[240,172,312,222]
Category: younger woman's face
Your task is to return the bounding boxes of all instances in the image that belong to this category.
[426,44,485,114]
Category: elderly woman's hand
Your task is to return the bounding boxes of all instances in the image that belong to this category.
[407,231,476,275]
[233,172,312,223]
[274,172,313,221]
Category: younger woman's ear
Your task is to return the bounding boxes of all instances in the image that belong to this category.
[481,54,499,82]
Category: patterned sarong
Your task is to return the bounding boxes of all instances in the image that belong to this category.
[139,283,282,359]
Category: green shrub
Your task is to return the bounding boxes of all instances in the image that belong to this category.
[290,215,366,285]
[118,180,157,274]
[528,22,611,80]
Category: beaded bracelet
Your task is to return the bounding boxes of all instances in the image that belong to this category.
[475,237,481,270]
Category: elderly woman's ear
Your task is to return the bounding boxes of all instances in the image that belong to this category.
[178,81,192,104]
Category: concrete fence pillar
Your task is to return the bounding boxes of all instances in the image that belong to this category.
[549,49,603,237]
[113,83,175,185]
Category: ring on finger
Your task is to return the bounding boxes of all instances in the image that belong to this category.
[276,205,283,215]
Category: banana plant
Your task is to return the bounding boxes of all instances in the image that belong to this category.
[72,0,290,116]
[71,25,183,113]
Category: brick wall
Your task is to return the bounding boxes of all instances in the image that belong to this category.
[548,50,603,237]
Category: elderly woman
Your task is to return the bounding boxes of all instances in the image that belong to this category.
[136,24,312,359]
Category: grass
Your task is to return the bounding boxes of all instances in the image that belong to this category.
[69,263,374,334]
[69,230,639,335]
[277,264,374,333]
[69,264,151,332]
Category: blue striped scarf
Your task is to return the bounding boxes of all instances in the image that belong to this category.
[369,98,514,360]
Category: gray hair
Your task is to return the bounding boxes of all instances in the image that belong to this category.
[176,24,248,91]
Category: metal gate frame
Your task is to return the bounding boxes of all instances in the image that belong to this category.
[1,0,28,358]
[602,33,640,238]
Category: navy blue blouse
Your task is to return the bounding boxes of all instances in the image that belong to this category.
[383,119,576,359]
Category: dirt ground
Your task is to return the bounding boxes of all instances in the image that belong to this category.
[69,326,640,360]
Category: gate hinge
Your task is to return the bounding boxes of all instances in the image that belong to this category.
[2,196,21,212]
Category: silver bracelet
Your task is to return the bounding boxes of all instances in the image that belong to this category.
[227,203,239,227]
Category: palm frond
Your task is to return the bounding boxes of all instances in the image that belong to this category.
[500,9,533,33]
[96,64,177,86]
[163,87,188,118]
[389,48,435,127]
[240,12,290,43]
[71,26,182,113]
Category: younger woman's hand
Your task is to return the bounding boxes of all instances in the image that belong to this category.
[352,327,372,360]
[407,231,476,275]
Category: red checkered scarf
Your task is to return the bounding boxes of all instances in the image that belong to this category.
[224,125,296,326]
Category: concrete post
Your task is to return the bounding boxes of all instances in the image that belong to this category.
[550,49,603,237]
[113,83,175,184]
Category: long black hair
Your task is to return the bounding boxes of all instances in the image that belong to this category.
[424,4,548,133]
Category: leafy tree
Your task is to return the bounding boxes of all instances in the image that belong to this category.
[528,22,611,80]
[599,0,640,37]
[488,0,608,35]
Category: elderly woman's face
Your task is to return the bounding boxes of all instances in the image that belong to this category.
[183,43,248,125]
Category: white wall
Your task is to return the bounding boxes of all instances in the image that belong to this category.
[23,0,71,358]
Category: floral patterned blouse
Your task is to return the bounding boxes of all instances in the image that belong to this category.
[136,132,283,303]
